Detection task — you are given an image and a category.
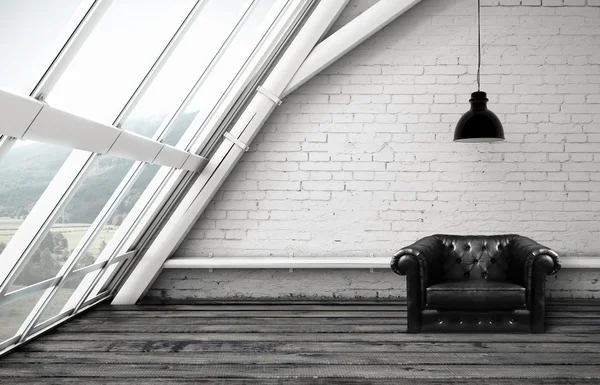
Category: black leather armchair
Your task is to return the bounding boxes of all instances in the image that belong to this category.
[391,235,561,333]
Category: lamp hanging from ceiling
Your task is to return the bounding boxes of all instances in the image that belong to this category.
[454,0,505,142]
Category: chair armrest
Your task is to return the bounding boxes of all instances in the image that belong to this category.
[390,235,445,332]
[390,235,445,288]
[508,235,561,287]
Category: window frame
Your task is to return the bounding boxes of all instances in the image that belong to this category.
[0,0,320,357]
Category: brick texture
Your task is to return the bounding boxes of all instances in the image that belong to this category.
[152,0,600,300]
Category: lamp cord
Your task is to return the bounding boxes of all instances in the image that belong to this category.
[477,0,481,92]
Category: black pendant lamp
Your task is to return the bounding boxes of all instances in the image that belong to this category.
[454,0,504,142]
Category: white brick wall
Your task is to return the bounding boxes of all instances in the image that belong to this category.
[176,0,600,260]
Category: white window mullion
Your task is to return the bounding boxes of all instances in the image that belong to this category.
[183,0,295,155]
[31,0,113,99]
[146,0,258,149]
[113,0,210,126]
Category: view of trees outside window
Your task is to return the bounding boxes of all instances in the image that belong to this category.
[8,155,134,289]
[0,141,72,259]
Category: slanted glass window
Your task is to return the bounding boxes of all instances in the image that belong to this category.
[0,0,91,94]
[34,273,91,328]
[9,155,134,289]
[0,141,71,258]
[72,163,161,269]
[162,0,283,147]
[122,0,256,142]
[0,291,45,344]
[46,0,196,123]
[84,263,120,301]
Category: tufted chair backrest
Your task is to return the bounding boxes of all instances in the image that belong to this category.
[434,234,518,282]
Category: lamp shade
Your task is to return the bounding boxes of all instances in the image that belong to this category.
[454,91,504,142]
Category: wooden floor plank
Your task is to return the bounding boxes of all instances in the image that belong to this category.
[88,304,409,313]
[53,323,600,334]
[76,310,411,318]
[1,364,599,379]
[67,316,409,325]
[20,340,600,354]
[37,331,600,342]
[59,324,412,334]
[7,380,600,385]
[4,351,599,365]
[67,315,599,326]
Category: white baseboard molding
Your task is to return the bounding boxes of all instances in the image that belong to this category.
[163,255,600,270]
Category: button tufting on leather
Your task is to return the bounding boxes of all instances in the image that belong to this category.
[449,244,454,251]
[456,257,462,264]
[464,271,470,278]
[482,272,488,279]
[465,245,471,251]
[490,258,496,264]
[473,258,479,263]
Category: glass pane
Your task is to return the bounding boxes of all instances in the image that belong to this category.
[46,0,196,123]
[73,164,161,269]
[0,141,71,258]
[11,155,134,287]
[162,0,281,147]
[0,0,89,94]
[0,290,45,343]
[88,263,120,299]
[34,273,92,327]
[122,0,251,140]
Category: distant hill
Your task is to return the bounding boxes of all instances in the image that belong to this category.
[0,112,197,223]
[0,142,71,218]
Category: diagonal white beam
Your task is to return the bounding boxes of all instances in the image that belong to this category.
[282,0,422,97]
[112,0,351,305]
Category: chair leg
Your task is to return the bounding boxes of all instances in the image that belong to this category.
[405,271,421,333]
[531,297,545,333]
[531,256,552,333]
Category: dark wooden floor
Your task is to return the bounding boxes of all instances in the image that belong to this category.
[1,300,600,384]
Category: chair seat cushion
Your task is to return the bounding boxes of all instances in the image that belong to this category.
[426,280,526,310]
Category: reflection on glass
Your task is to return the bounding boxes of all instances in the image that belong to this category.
[34,273,92,327]
[162,0,281,147]
[0,141,71,259]
[122,0,250,141]
[46,0,196,123]
[0,291,45,343]
[73,164,161,269]
[11,155,134,288]
[0,0,88,94]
